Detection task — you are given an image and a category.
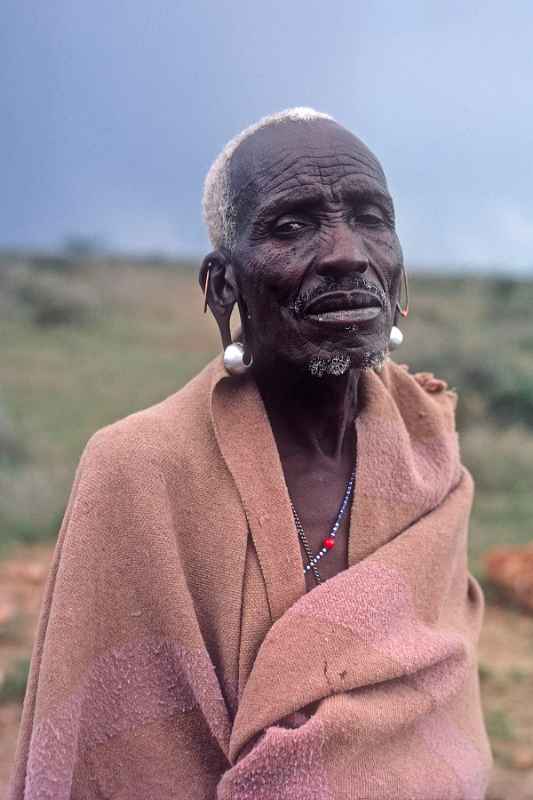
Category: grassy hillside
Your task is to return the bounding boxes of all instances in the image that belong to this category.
[1,256,532,579]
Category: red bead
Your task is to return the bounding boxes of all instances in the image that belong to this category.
[323,537,335,550]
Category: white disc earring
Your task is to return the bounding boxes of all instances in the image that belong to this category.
[223,342,253,376]
[389,325,404,351]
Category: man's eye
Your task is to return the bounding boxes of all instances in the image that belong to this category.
[355,213,385,227]
[273,218,307,236]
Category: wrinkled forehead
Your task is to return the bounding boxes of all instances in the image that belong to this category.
[229,118,389,211]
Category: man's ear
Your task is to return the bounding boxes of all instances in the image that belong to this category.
[390,264,404,326]
[199,251,237,349]
[391,262,409,326]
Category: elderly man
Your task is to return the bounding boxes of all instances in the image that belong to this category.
[10,109,492,799]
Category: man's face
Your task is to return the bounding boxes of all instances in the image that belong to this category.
[228,119,404,375]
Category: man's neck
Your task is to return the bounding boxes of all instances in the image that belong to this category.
[253,360,360,462]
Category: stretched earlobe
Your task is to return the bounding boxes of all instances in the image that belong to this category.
[395,265,409,320]
[202,263,211,314]
[199,251,237,350]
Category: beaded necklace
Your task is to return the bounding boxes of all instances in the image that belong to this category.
[289,467,356,585]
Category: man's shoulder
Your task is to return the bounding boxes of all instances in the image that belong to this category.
[80,357,218,477]
[381,359,459,430]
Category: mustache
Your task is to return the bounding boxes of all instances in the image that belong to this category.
[290,276,388,317]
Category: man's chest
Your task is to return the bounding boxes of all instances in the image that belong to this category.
[280,455,355,591]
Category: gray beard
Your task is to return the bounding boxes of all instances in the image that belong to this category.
[307,349,386,378]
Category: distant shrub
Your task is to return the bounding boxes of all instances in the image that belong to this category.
[487,276,533,320]
[489,374,533,427]
[0,508,64,555]
[402,276,533,430]
[0,404,26,466]
[30,254,73,272]
[461,425,533,493]
[434,356,533,430]
[461,358,533,427]
[518,333,533,352]
[485,709,516,742]
[489,276,518,302]
[2,263,100,326]
[0,657,30,704]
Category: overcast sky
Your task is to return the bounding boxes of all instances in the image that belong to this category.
[2,1,532,270]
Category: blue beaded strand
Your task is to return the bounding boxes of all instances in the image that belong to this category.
[290,468,356,581]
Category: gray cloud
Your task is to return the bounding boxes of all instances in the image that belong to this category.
[2,0,532,270]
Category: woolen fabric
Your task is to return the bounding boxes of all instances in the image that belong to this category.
[8,356,492,799]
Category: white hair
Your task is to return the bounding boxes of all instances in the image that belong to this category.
[202,107,335,252]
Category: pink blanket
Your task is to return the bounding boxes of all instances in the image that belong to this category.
[9,358,492,798]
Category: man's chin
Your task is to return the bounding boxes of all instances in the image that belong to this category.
[306,349,386,378]
[308,352,351,378]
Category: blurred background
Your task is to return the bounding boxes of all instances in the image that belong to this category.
[1,2,532,797]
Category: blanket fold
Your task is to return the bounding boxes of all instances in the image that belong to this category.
[8,356,492,800]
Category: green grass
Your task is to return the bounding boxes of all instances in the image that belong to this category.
[485,709,516,742]
[1,257,532,577]
[400,274,533,577]
[0,259,220,553]
[469,492,533,577]
[478,662,494,683]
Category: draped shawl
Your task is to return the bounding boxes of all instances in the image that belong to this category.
[8,357,492,799]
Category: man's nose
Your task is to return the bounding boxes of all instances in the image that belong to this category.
[316,223,369,277]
